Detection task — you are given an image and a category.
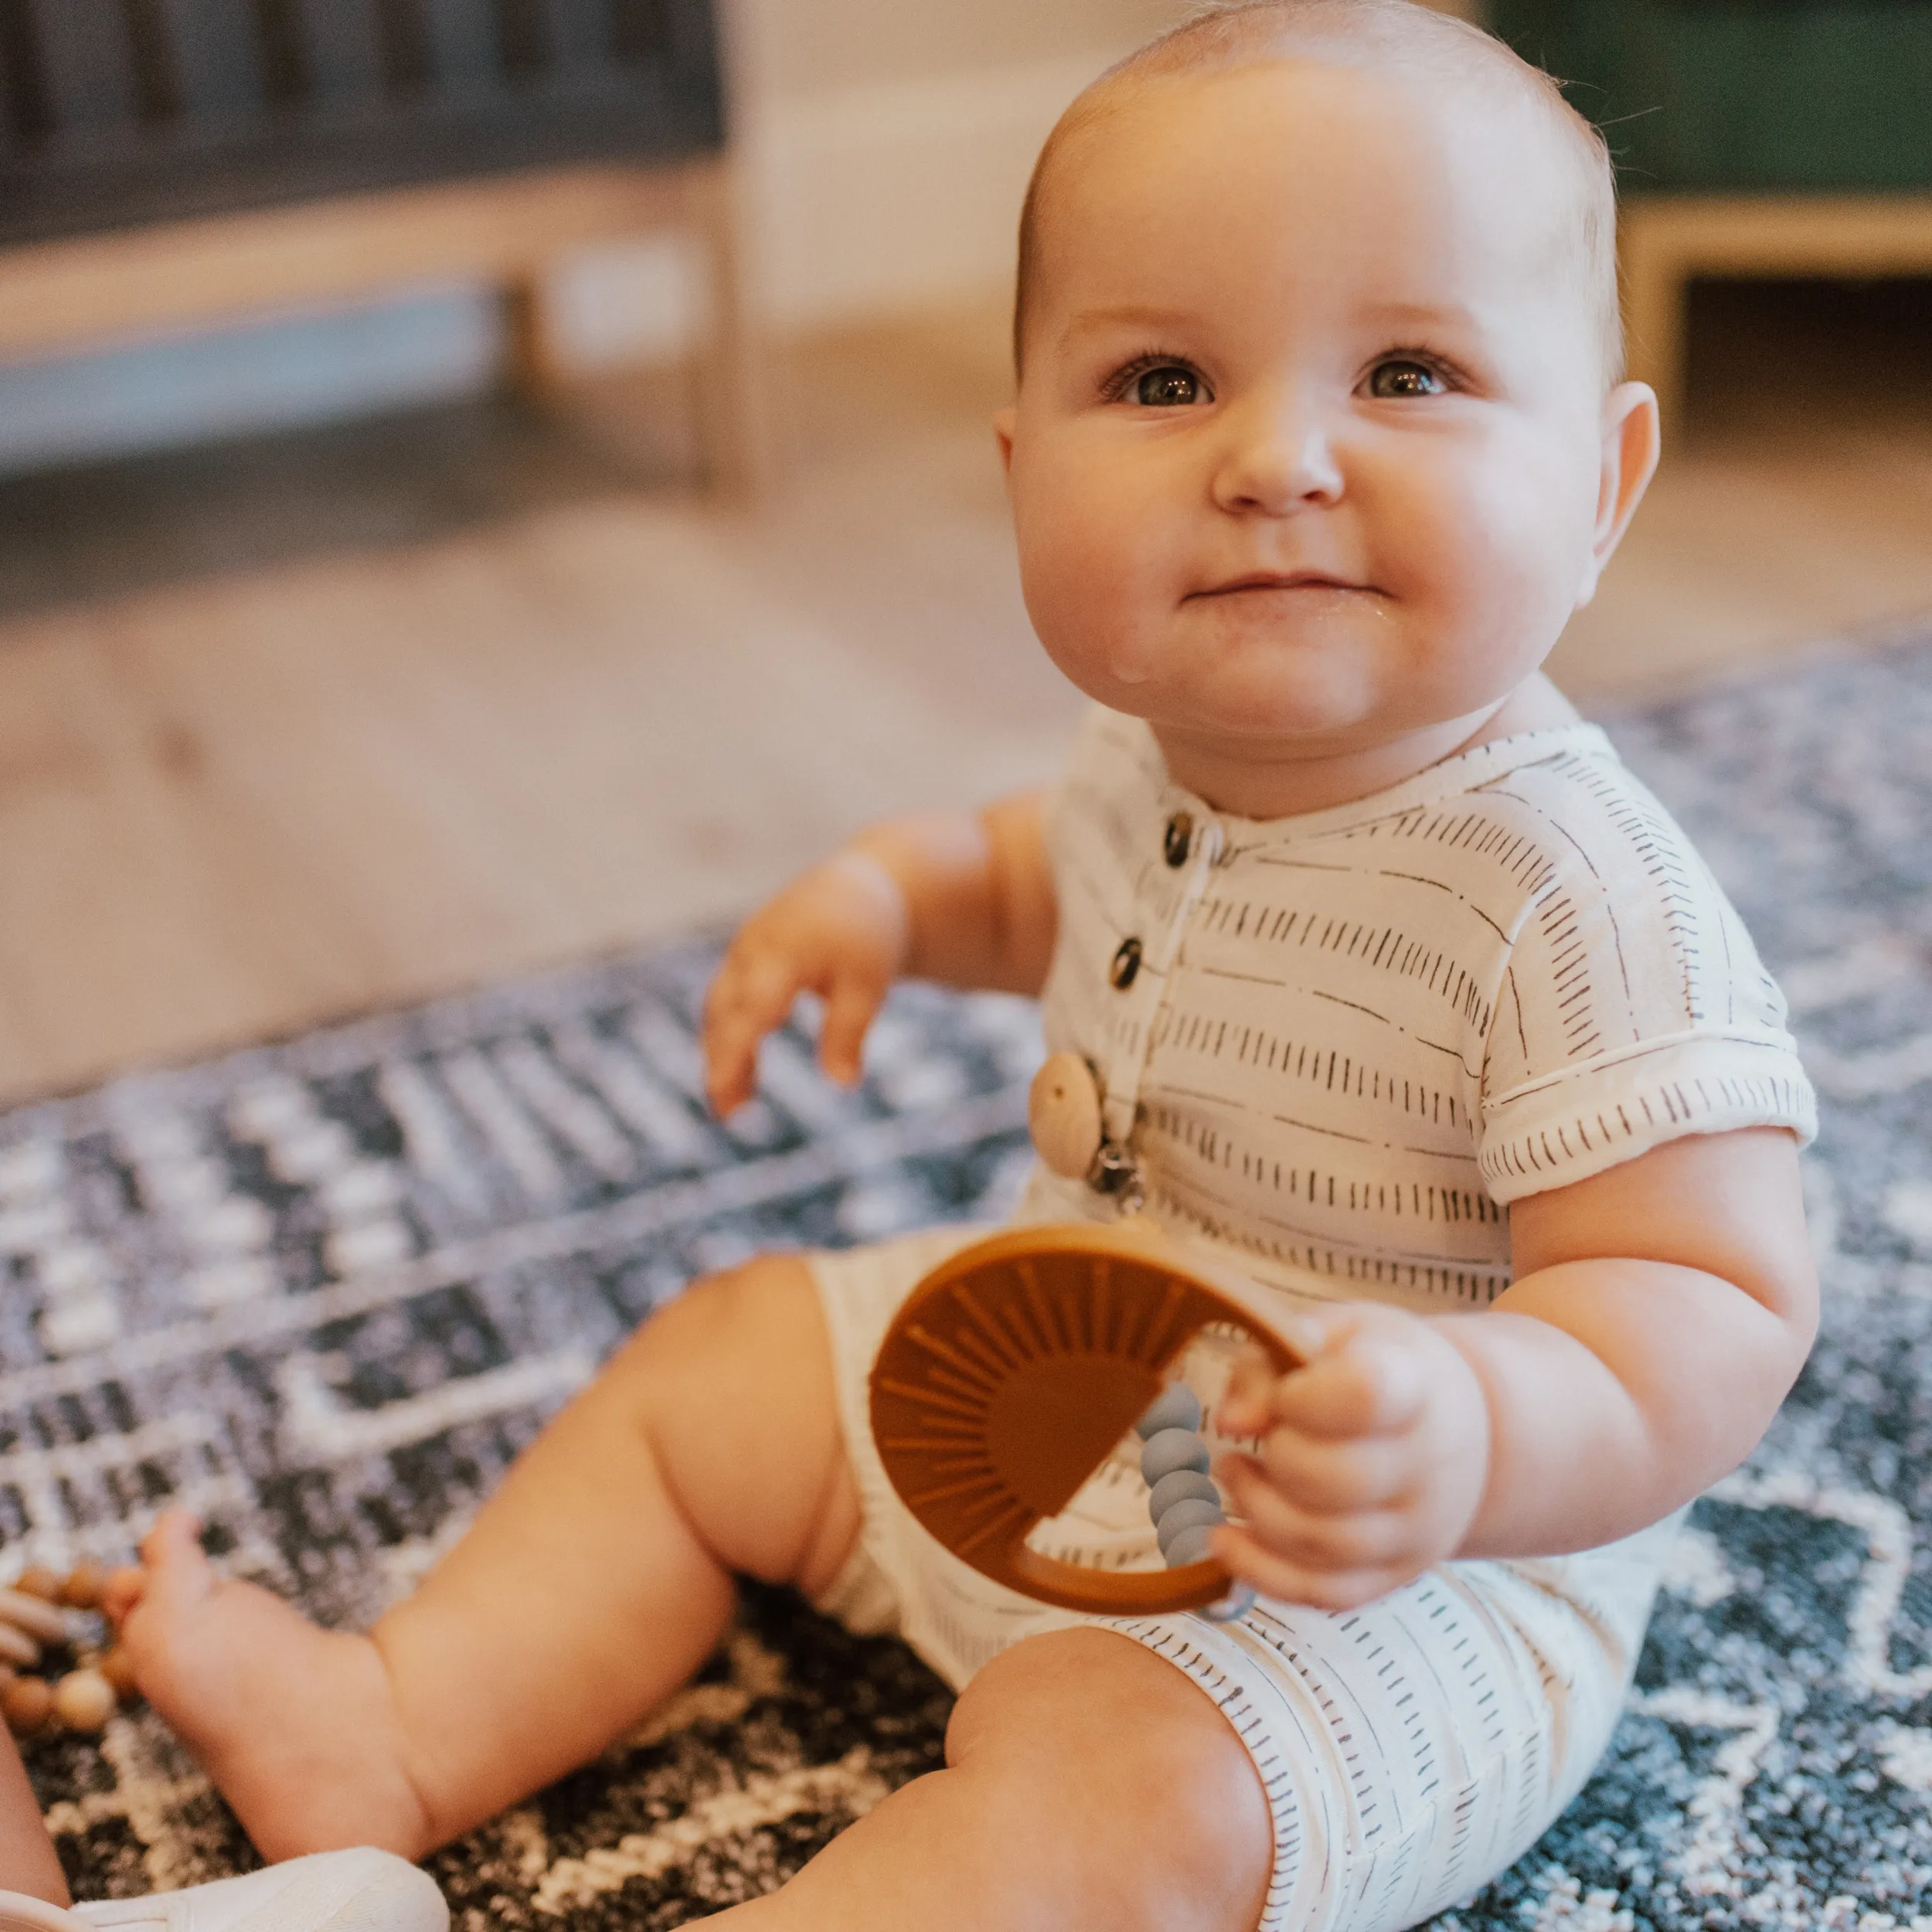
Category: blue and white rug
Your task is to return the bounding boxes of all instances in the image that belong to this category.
[8,636,1932,1929]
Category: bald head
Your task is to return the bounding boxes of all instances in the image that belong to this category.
[1014,0,1622,387]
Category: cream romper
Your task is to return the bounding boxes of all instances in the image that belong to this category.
[808,709,1817,1932]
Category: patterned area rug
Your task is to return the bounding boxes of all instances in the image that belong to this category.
[7,637,1932,1930]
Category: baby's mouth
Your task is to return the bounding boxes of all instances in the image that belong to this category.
[1188,571,1376,599]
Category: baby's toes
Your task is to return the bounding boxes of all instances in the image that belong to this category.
[100,1562,146,1622]
[127,1513,218,1635]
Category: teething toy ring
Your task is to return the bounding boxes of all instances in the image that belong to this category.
[870,1221,1301,1616]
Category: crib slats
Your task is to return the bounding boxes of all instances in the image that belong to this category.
[155,0,265,121]
[541,0,611,73]
[291,0,387,107]
[23,0,137,143]
[416,0,503,92]
[611,0,670,65]
[0,0,725,249]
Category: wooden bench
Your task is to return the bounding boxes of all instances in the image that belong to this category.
[1621,193,1932,428]
[0,0,769,491]
[1488,0,1932,429]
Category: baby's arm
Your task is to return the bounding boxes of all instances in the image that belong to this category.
[1214,1126,1818,1609]
[702,794,1056,1114]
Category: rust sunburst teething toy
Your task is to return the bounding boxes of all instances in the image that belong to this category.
[869,1219,1302,1617]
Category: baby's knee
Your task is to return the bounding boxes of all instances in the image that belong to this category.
[611,1252,854,1587]
[947,1628,1273,1932]
[623,1250,821,1372]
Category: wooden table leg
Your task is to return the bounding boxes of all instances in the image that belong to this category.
[501,274,567,400]
[685,158,775,499]
[1621,209,1689,436]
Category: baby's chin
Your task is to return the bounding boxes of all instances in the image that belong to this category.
[1063,602,1555,753]
[1084,632,1421,750]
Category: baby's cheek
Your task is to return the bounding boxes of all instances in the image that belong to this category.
[1413,458,1589,651]
[1019,506,1165,689]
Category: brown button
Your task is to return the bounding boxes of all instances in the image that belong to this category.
[1164,813,1193,868]
[1110,938,1142,989]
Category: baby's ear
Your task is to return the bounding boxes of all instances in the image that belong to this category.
[993,405,1017,479]
[1577,380,1661,607]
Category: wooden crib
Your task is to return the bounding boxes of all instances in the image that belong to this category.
[0,0,768,490]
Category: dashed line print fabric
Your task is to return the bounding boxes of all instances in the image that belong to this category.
[1022,709,1818,1307]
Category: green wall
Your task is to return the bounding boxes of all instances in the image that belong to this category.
[1488,3,1932,192]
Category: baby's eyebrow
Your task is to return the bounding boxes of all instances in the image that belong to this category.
[1056,304,1200,349]
[1355,300,1482,333]
[1057,298,1495,353]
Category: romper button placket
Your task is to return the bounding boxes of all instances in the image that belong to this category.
[1110,938,1142,990]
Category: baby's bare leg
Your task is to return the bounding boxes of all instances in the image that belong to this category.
[728,1628,1273,1932]
[0,1731,71,1905]
[118,1255,859,1861]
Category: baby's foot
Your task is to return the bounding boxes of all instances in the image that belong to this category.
[117,1515,432,1862]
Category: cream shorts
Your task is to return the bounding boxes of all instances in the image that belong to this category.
[808,1225,1679,1932]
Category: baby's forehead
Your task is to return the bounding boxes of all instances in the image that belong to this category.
[1017,35,1620,385]
[1057,59,1573,246]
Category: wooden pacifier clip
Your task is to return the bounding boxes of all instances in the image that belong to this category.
[1028,1052,1141,1201]
[870,1220,1300,1617]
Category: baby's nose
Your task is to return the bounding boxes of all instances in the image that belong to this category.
[1211,397,1345,513]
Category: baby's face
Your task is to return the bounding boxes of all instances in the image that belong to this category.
[999,61,1652,785]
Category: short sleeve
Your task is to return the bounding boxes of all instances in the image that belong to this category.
[1473,755,1816,1203]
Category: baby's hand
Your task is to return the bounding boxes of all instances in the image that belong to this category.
[1211,1304,1490,1611]
[702,852,910,1115]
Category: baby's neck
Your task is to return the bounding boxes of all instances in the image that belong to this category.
[1151,674,1580,821]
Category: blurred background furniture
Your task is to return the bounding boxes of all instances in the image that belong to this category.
[1491,0,1932,422]
[2,0,1930,1112]
[0,0,769,491]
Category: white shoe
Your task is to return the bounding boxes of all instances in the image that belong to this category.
[0,1849,446,1932]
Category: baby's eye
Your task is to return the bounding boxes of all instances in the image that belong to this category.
[1125,364,1208,407]
[1366,359,1447,400]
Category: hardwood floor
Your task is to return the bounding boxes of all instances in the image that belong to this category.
[1552,276,1932,697]
[0,280,1929,1104]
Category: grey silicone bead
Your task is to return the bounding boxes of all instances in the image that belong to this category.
[1140,1427,1212,1486]
[1203,1583,1257,1624]
[1148,1469,1219,1519]
[1136,1383,1202,1440]
[1157,1496,1226,1559]
[1164,1523,1218,1567]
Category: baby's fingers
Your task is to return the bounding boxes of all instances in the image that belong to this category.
[702,950,804,1113]
[818,968,890,1087]
[1216,1345,1280,1436]
[1210,1523,1415,1614]
[1217,1453,1416,1565]
[1272,1332,1431,1440]
[702,1005,759,1117]
[1237,1424,1418,1513]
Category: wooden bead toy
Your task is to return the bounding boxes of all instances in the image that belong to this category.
[0,1561,139,1736]
[1,1677,53,1736]
[1028,1053,1106,1182]
[51,1670,115,1733]
[871,1219,1298,1616]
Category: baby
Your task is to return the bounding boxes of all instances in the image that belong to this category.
[112,5,1821,1930]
